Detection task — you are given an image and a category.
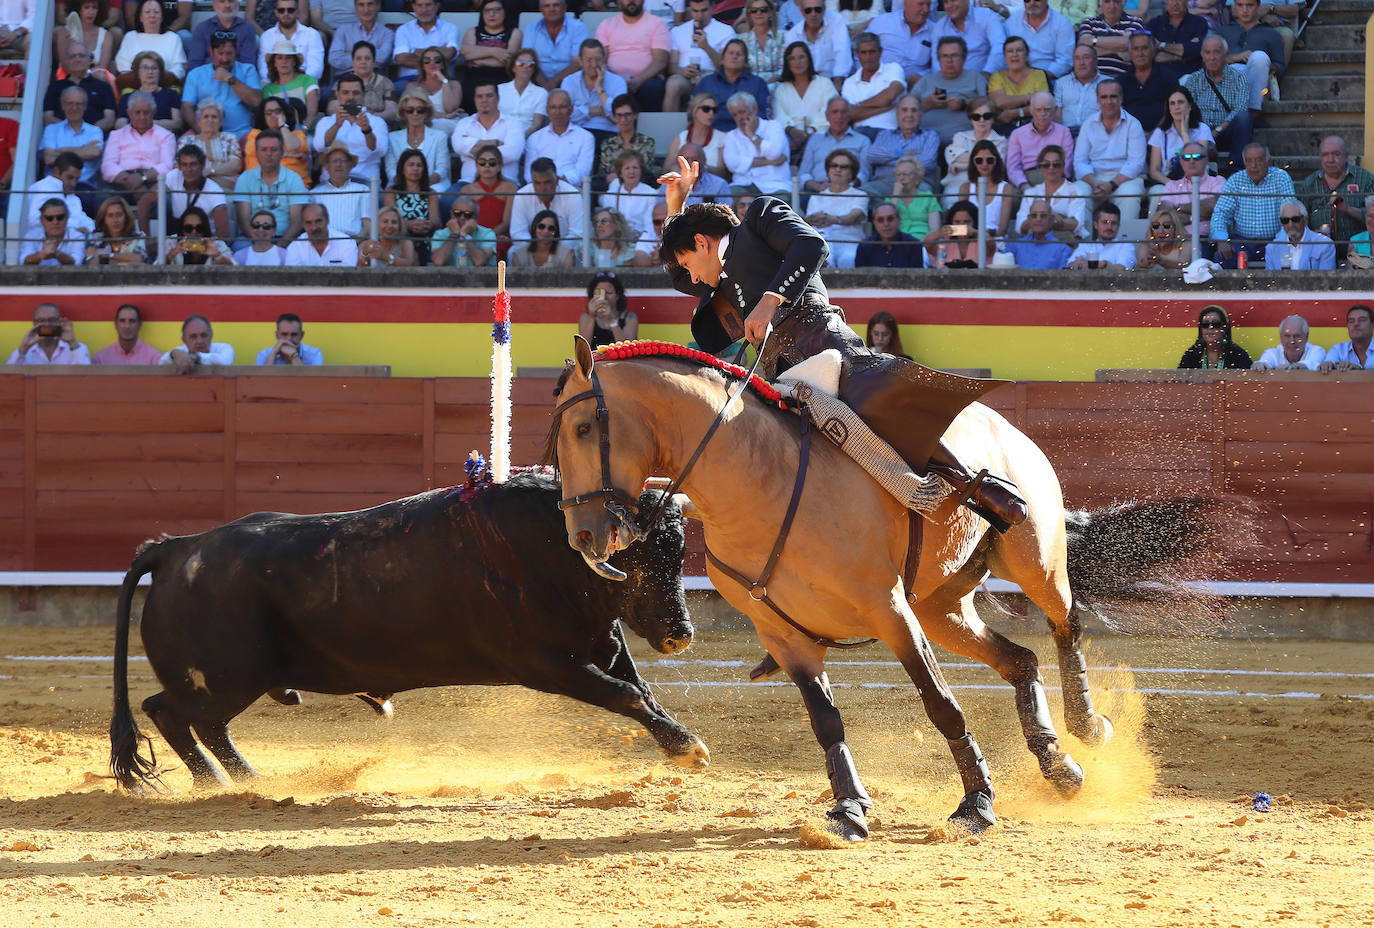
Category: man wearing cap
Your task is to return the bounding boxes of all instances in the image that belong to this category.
[183,31,263,136]
[188,0,257,69]
[257,0,324,82]
[311,141,371,242]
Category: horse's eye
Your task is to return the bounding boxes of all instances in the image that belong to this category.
[576,422,592,437]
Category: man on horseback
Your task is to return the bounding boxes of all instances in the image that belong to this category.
[656,158,1028,533]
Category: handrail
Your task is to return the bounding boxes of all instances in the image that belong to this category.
[4,0,56,266]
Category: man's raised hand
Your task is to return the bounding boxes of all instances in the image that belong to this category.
[658,155,699,216]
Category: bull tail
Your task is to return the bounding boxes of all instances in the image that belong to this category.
[109,541,165,793]
[1064,496,1260,635]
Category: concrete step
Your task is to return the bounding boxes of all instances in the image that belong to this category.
[1280,73,1365,100]
[1269,155,1325,179]
[1254,125,1364,157]
[1263,98,1363,116]
[1304,0,1374,23]
[1299,23,1368,50]
[1289,49,1365,67]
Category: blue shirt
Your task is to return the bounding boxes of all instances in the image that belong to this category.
[855,232,925,269]
[799,128,872,187]
[328,20,396,73]
[232,167,309,231]
[524,16,590,81]
[693,70,771,131]
[561,70,629,133]
[38,121,103,184]
[685,171,732,205]
[867,11,937,82]
[187,16,258,70]
[931,8,1008,75]
[432,225,498,267]
[1006,235,1073,269]
[864,127,940,188]
[256,343,324,365]
[1005,9,1076,79]
[1323,341,1373,369]
[182,61,262,136]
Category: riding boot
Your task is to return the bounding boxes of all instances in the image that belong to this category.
[927,438,1028,534]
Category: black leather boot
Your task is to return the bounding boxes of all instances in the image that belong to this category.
[927,439,1027,534]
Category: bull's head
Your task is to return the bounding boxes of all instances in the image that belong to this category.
[606,489,694,655]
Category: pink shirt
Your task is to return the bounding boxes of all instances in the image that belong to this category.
[100,124,177,182]
[93,340,162,365]
[1162,173,1225,236]
[1005,121,1075,187]
[595,14,670,80]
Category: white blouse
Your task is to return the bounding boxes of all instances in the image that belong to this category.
[499,81,550,136]
[772,77,833,135]
[804,185,869,243]
[116,32,187,79]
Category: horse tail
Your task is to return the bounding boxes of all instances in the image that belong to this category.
[109,538,166,793]
[1063,496,1258,634]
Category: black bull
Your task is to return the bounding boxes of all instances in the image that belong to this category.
[110,472,709,792]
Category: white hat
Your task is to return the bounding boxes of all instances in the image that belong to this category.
[268,40,302,59]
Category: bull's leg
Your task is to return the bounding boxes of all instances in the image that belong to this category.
[193,721,259,782]
[142,692,230,789]
[602,624,675,722]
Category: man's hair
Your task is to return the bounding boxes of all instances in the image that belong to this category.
[1097,78,1122,96]
[127,90,157,111]
[1278,315,1309,338]
[1243,141,1269,160]
[182,313,212,335]
[116,304,142,323]
[726,91,757,112]
[1280,198,1308,219]
[53,151,84,174]
[303,201,330,221]
[578,37,605,55]
[254,128,284,148]
[658,202,739,266]
[335,72,365,92]
[1202,33,1229,54]
[855,32,880,49]
[529,156,556,177]
[251,209,277,227]
[59,85,88,105]
[40,197,67,215]
[176,143,207,164]
[1093,201,1121,221]
[277,312,303,329]
[1349,304,1373,324]
[936,36,967,57]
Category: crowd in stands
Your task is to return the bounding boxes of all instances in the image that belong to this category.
[4,0,1369,271]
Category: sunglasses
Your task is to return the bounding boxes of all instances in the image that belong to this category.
[1038,160,1063,168]
[749,5,770,11]
[182,225,207,233]
[212,30,235,40]
[973,156,996,165]
[535,223,557,231]
[698,104,717,113]
[1181,152,1206,162]
[1280,215,1305,224]
[1200,321,1224,329]
[402,107,426,114]
[1149,221,1169,230]
[803,6,823,12]
[276,6,296,12]
[828,162,853,170]
[250,221,275,230]
[422,56,444,63]
[970,112,993,121]
[476,159,499,166]
[41,213,66,221]
[452,210,474,218]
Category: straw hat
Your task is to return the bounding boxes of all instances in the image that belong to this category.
[320,141,358,166]
[268,40,303,60]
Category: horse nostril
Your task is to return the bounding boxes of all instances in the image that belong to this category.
[576,530,593,547]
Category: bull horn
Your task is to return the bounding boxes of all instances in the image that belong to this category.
[672,493,700,521]
[585,554,627,582]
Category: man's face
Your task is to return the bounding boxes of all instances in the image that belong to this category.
[115,309,142,343]
[906,0,931,28]
[856,41,880,73]
[413,0,437,21]
[1348,308,1373,343]
[800,1,825,29]
[129,102,154,132]
[621,0,643,17]
[248,213,277,241]
[60,93,86,123]
[276,320,304,345]
[325,150,352,181]
[676,234,724,286]
[1180,144,1207,177]
[1129,36,1154,70]
[1165,0,1186,16]
[896,97,921,132]
[275,0,299,28]
[355,0,378,20]
[1029,96,1053,129]
[211,40,236,67]
[214,0,239,19]
[872,206,899,241]
[177,153,205,182]
[1243,147,1269,184]
[689,0,712,26]
[531,170,557,198]
[1280,206,1306,240]
[547,94,572,127]
[183,320,213,353]
[825,98,850,134]
[938,43,964,77]
[1279,322,1307,362]
[1072,44,1096,80]
[64,46,90,77]
[56,167,81,192]
[256,137,283,170]
[474,84,497,115]
[1201,38,1224,73]
[580,46,605,78]
[1097,83,1122,119]
[1099,0,1124,24]
[1094,211,1119,241]
[336,81,362,107]
[33,305,62,334]
[540,0,565,23]
[304,207,329,241]
[1320,139,1348,178]
[721,42,746,72]
[944,0,968,19]
[1234,0,1259,26]
[731,104,758,134]
[1028,203,1052,236]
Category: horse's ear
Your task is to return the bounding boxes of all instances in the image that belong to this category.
[573,335,594,381]
[671,493,700,521]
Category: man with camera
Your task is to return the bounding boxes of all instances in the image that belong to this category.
[313,73,387,183]
[7,303,92,365]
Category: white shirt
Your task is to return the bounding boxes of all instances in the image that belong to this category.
[312,112,389,182]
[523,123,595,186]
[24,174,94,245]
[257,23,326,81]
[284,237,360,266]
[0,0,35,32]
[450,113,526,184]
[669,18,734,71]
[498,81,549,135]
[783,12,852,78]
[7,340,90,365]
[723,118,790,194]
[510,178,586,245]
[158,342,237,365]
[840,62,907,131]
[165,171,227,223]
[1014,179,1091,239]
[1254,343,1325,371]
[602,179,657,245]
[393,18,461,80]
[310,179,372,239]
[234,245,287,265]
[1053,72,1104,130]
[19,232,87,266]
[1069,239,1137,269]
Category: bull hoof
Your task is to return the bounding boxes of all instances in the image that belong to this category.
[269,688,302,706]
[356,693,394,718]
[1041,752,1085,799]
[670,738,711,769]
[824,798,870,842]
[948,788,996,835]
[1071,713,1114,749]
[748,653,782,682]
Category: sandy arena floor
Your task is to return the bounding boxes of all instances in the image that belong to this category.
[1,624,1371,927]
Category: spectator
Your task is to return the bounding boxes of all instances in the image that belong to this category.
[1159,140,1223,237]
[723,92,791,196]
[233,208,287,264]
[24,155,94,248]
[125,0,190,42]
[931,0,1006,75]
[524,90,595,186]
[451,82,525,184]
[1074,0,1145,81]
[1296,135,1374,258]
[256,312,323,365]
[841,33,906,134]
[182,32,263,137]
[1005,91,1073,188]
[117,51,184,135]
[116,0,186,79]
[358,206,419,266]
[87,195,148,265]
[432,196,497,267]
[313,73,387,182]
[329,41,397,125]
[40,88,103,189]
[731,192,757,221]
[864,94,939,195]
[311,142,371,242]
[739,0,787,85]
[389,90,451,191]
[459,143,517,240]
[888,156,941,239]
[1073,80,1145,217]
[1146,86,1213,188]
[1180,35,1251,172]
[256,0,324,83]
[177,101,243,194]
[247,0,276,36]
[459,0,521,103]
[1067,201,1136,269]
[93,304,162,365]
[143,144,231,241]
[865,0,936,87]
[102,92,176,195]
[1053,43,1104,134]
[1349,202,1374,270]
[589,206,650,266]
[525,0,588,91]
[386,148,440,263]
[864,310,911,358]
[596,0,671,112]
[234,130,307,244]
[694,38,771,132]
[263,40,319,129]
[410,46,465,135]
[159,314,236,371]
[1005,198,1073,269]
[914,37,989,147]
[1251,315,1325,371]
[1014,143,1089,239]
[165,205,236,264]
[856,201,923,268]
[7,303,91,364]
[62,1,117,74]
[1148,0,1207,73]
[772,41,832,157]
[511,156,585,247]
[665,0,733,112]
[603,150,656,248]
[1264,199,1335,270]
[1135,204,1192,270]
[246,96,310,184]
[579,271,639,347]
[1319,305,1373,372]
[955,138,1015,236]
[43,43,118,132]
[678,143,731,204]
[308,0,353,41]
[326,0,393,75]
[1119,32,1177,134]
[803,148,867,267]
[941,96,1005,196]
[923,199,994,268]
[597,94,655,188]
[664,94,726,179]
[988,36,1048,132]
[783,1,852,81]
[189,0,257,70]
[1006,0,1075,80]
[1219,0,1284,116]
[508,208,579,267]
[799,97,871,193]
[562,39,628,134]
[1177,304,1251,370]
[1211,142,1293,267]
[0,0,33,56]
[501,48,550,137]
[282,202,357,266]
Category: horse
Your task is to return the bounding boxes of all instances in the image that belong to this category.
[546,338,1238,841]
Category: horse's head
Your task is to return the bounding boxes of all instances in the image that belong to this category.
[546,336,659,581]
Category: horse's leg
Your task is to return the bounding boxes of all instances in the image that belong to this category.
[763,634,871,843]
[192,720,259,782]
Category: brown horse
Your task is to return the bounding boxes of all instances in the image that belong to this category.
[548,338,1235,841]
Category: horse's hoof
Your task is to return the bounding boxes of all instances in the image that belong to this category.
[670,738,711,769]
[269,687,302,706]
[824,798,869,842]
[1042,753,1085,799]
[748,653,782,682]
[948,788,996,835]
[1072,713,1114,749]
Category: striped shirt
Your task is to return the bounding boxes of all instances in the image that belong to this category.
[1210,167,1295,242]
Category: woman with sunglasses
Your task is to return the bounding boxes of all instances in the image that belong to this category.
[941,97,1006,199]
[987,36,1047,132]
[245,96,310,182]
[115,0,185,79]
[179,100,243,192]
[385,148,440,264]
[116,51,183,134]
[1146,86,1214,187]
[263,40,318,129]
[772,40,831,156]
[591,207,651,267]
[738,0,785,84]
[325,41,397,126]
[458,142,515,239]
[359,206,419,267]
[954,139,1014,237]
[1136,205,1193,270]
[579,271,639,348]
[388,88,451,190]
[1013,143,1090,240]
[500,48,549,136]
[1177,304,1252,370]
[86,195,147,266]
[412,45,465,136]
[804,148,868,268]
[923,199,996,269]
[460,0,522,104]
[164,205,235,265]
[662,93,727,178]
[508,208,577,268]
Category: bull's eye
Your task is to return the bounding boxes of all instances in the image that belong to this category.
[576,422,592,437]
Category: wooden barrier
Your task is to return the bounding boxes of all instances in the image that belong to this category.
[0,372,1370,584]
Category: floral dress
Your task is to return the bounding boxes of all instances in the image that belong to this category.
[394,190,432,264]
